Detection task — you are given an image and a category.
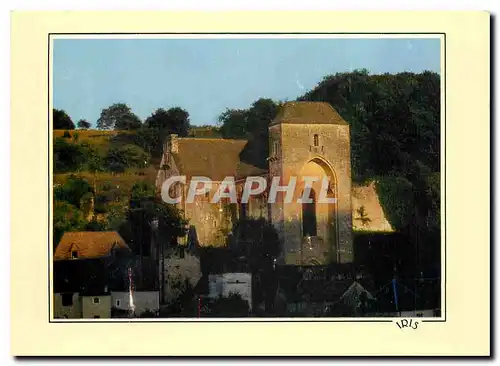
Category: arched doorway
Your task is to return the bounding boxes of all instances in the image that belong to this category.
[302,188,317,237]
[298,157,338,262]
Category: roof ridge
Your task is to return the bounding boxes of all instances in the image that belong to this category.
[178,137,248,142]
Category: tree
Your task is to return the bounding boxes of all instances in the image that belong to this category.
[53,137,88,173]
[97,103,142,130]
[53,109,75,130]
[142,107,191,159]
[54,175,94,209]
[105,144,150,171]
[208,293,250,317]
[77,119,91,129]
[145,107,190,136]
[218,108,248,139]
[53,200,86,251]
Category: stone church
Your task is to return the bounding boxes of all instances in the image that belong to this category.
[155,102,393,266]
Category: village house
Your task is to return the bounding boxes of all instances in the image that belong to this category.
[53,231,160,318]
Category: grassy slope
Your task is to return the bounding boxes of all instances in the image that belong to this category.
[53,129,156,198]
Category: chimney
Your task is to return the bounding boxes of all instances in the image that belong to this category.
[168,134,179,154]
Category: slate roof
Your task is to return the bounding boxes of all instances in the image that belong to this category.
[270,102,348,126]
[54,231,130,261]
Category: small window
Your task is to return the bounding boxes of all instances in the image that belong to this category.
[273,141,279,156]
[93,315,100,318]
[61,293,73,307]
[71,250,78,259]
[116,300,121,307]
[313,134,319,147]
[92,297,100,304]
[213,220,217,228]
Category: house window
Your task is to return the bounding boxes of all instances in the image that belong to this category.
[94,315,100,318]
[92,297,100,304]
[71,250,78,259]
[61,293,73,307]
[313,134,319,147]
[116,300,121,307]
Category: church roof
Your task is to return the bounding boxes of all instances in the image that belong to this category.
[270,101,348,126]
[172,138,257,181]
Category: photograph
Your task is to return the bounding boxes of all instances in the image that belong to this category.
[50,35,443,320]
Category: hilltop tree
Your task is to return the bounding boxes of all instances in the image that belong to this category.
[140,107,190,158]
[218,108,248,139]
[145,107,190,137]
[77,119,91,129]
[53,109,75,130]
[97,103,142,130]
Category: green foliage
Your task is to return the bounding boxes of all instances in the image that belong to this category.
[218,98,281,169]
[97,103,142,130]
[145,107,190,136]
[130,182,156,201]
[105,144,150,171]
[231,217,281,261]
[54,175,93,209]
[53,109,75,130]
[63,131,72,138]
[375,176,415,231]
[85,218,107,231]
[137,107,191,159]
[299,70,440,181]
[53,138,104,173]
[208,293,250,317]
[77,119,91,129]
[53,200,86,250]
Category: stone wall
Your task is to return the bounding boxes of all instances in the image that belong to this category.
[352,181,394,232]
[276,123,353,264]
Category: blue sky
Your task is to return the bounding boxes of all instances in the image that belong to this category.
[53,37,441,127]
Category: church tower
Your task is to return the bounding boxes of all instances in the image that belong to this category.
[268,102,353,265]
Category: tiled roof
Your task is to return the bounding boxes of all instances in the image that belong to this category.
[54,231,130,261]
[270,101,348,126]
[172,138,263,181]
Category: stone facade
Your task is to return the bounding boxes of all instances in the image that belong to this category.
[156,102,392,266]
[269,121,353,265]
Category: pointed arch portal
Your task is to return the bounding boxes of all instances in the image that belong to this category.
[302,188,317,237]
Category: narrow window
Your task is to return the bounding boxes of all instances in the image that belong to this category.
[61,293,73,307]
[313,134,319,147]
[92,297,100,304]
[116,300,121,307]
[273,141,279,156]
[71,250,78,259]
